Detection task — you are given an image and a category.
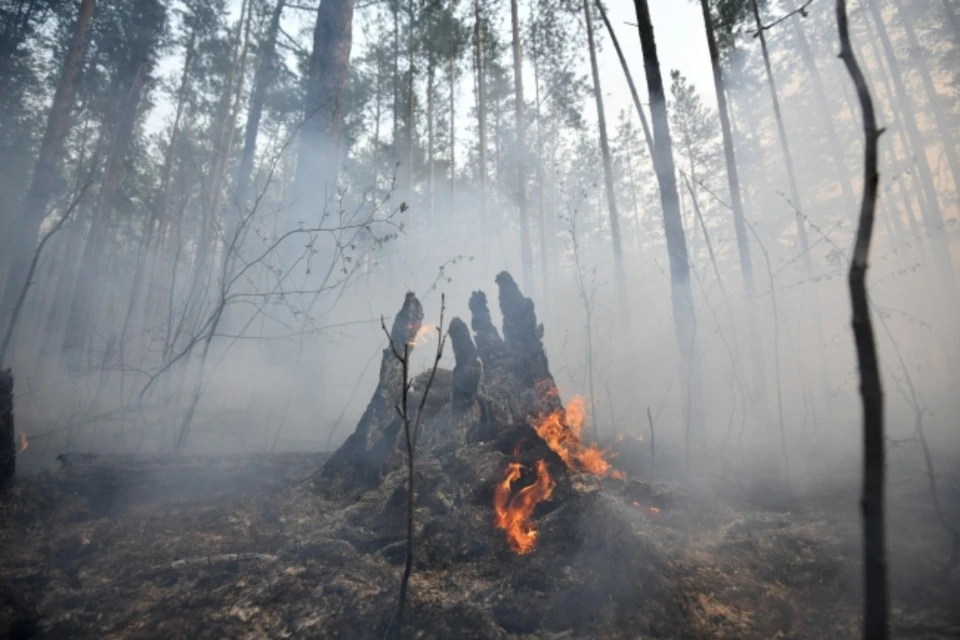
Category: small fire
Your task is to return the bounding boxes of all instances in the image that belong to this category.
[409,323,437,346]
[494,393,626,554]
[494,460,556,554]
[648,506,660,516]
[18,432,28,454]
[530,395,624,480]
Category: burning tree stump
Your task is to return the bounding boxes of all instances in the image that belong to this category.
[312,271,678,636]
[0,369,13,490]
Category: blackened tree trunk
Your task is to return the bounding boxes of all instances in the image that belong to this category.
[0,0,95,329]
[584,0,628,323]
[596,1,653,158]
[509,0,534,295]
[632,0,702,446]
[0,369,12,490]
[294,0,356,205]
[836,3,888,637]
[236,0,286,209]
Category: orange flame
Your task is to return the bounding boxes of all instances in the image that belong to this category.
[494,460,556,554]
[409,323,436,346]
[18,432,28,454]
[530,395,623,479]
[494,393,626,554]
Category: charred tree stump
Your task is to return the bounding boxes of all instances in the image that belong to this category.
[320,293,424,490]
[0,369,14,490]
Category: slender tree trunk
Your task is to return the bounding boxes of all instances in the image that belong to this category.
[427,53,435,226]
[749,0,811,269]
[595,1,654,158]
[0,0,95,329]
[584,0,628,321]
[632,0,702,446]
[62,64,147,363]
[696,0,769,422]
[474,0,489,268]
[836,3,888,637]
[532,31,548,307]
[449,53,456,207]
[509,0,533,294]
[862,0,959,301]
[406,0,415,208]
[784,0,859,216]
[889,0,960,196]
[236,0,286,209]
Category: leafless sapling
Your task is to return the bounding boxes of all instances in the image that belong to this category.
[382,294,447,634]
[837,1,888,637]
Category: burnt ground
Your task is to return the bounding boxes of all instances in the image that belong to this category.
[0,450,957,639]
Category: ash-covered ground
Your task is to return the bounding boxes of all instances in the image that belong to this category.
[0,449,957,639]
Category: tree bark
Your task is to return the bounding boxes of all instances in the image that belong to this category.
[236,0,286,209]
[428,52,436,225]
[0,0,95,329]
[631,0,702,444]
[294,0,356,205]
[836,2,888,637]
[509,0,534,295]
[584,0,628,322]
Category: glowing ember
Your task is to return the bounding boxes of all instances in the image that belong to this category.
[648,506,660,516]
[494,460,556,554]
[409,323,437,346]
[18,432,28,454]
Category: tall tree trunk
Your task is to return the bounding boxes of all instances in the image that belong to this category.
[474,0,489,268]
[120,35,195,380]
[750,0,830,403]
[449,53,456,207]
[427,53,435,226]
[749,0,811,269]
[62,64,147,363]
[889,0,960,196]
[863,0,959,301]
[631,0,702,450]
[406,0,415,208]
[697,0,768,422]
[584,0,628,321]
[294,0,356,206]
[0,0,95,330]
[509,0,533,294]
[784,0,859,216]
[595,1,654,163]
[236,0,286,209]
[532,28,548,306]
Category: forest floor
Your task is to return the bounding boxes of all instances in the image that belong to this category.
[0,451,957,639]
